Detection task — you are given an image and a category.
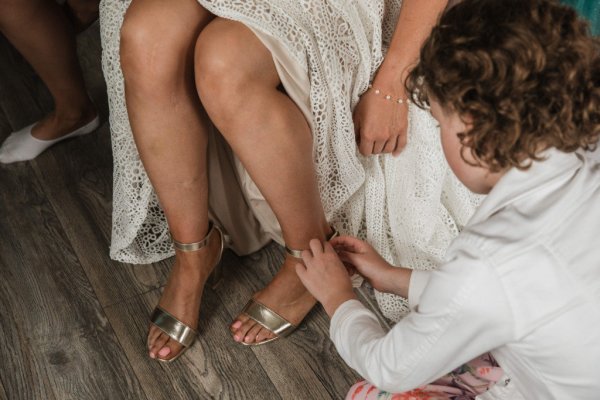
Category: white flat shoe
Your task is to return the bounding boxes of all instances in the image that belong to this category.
[0,115,100,164]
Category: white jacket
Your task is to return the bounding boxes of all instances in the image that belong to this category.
[331,149,600,399]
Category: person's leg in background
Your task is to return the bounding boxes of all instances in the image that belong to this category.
[0,0,99,163]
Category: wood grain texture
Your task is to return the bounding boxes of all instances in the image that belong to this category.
[30,122,171,307]
[0,19,388,400]
[104,277,283,400]
[0,164,146,400]
[20,20,167,307]
[0,379,8,400]
[216,244,360,400]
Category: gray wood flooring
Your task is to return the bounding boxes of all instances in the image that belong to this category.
[0,22,383,400]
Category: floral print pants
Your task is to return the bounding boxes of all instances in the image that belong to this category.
[346,354,503,400]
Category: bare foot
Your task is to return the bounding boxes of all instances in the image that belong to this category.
[230,255,316,345]
[31,104,97,141]
[148,228,222,361]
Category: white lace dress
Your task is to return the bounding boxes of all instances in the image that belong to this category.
[100,0,481,321]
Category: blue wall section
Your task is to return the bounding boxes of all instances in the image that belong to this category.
[561,0,600,35]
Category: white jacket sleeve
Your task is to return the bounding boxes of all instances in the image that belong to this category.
[407,269,431,310]
[330,248,515,393]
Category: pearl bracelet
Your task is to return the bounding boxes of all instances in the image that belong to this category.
[368,84,410,105]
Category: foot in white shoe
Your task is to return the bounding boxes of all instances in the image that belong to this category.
[0,115,100,164]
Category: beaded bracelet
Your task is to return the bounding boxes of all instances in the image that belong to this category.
[368,84,410,105]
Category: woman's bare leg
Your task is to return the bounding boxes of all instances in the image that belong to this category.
[0,0,96,140]
[195,19,332,344]
[120,0,216,361]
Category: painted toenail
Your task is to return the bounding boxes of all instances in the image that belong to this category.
[158,347,171,357]
[232,321,242,329]
[234,335,241,341]
[149,352,156,359]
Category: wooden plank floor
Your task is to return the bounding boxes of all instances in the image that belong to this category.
[0,23,383,400]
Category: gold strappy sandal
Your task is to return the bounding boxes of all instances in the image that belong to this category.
[238,226,339,346]
[149,222,224,363]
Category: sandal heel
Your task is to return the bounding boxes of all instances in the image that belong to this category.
[149,221,225,362]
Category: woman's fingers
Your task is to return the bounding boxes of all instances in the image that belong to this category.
[358,138,374,156]
[382,135,398,154]
[372,139,388,154]
[392,129,408,156]
[353,82,411,156]
[360,132,406,155]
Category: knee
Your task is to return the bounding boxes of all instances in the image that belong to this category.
[119,12,162,87]
[119,9,190,90]
[194,20,259,110]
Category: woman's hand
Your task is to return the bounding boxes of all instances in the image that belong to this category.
[331,235,412,298]
[296,239,357,317]
[354,76,409,157]
[353,0,449,156]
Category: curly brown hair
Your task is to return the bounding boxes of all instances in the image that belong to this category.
[407,0,600,172]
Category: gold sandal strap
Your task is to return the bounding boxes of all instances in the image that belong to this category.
[285,226,339,259]
[172,222,216,252]
[242,299,296,337]
[150,307,197,348]
[285,247,305,259]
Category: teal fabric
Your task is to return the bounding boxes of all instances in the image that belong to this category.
[561,0,600,35]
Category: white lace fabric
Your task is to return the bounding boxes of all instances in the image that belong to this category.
[99,0,481,321]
